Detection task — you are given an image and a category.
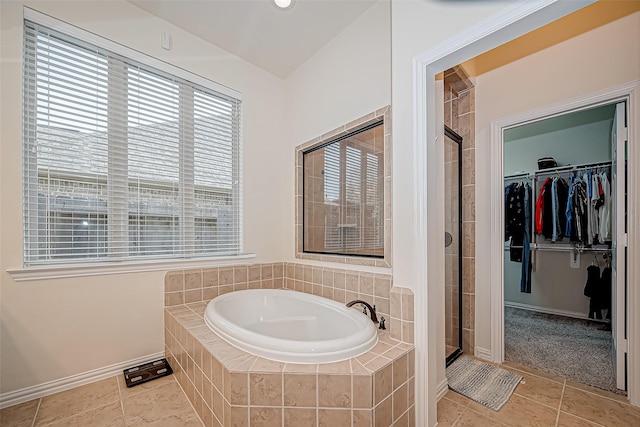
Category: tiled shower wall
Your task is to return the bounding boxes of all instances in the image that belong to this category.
[165,262,414,344]
[444,66,476,353]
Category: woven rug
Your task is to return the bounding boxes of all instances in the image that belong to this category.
[446,357,522,411]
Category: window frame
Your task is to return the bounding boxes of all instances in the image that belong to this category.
[295,107,392,268]
[17,8,247,276]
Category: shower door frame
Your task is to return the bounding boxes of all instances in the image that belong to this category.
[445,125,463,366]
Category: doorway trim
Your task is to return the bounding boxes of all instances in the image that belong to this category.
[489,81,640,389]
[409,0,635,425]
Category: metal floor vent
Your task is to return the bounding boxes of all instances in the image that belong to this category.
[123,358,173,388]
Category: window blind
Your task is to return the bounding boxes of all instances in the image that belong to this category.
[23,20,242,266]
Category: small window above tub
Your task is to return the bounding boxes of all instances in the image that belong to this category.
[295,107,391,267]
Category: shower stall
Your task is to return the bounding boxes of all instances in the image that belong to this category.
[444,125,463,365]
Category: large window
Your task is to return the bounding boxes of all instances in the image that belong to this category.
[22,19,242,266]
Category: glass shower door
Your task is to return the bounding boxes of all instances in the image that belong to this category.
[445,126,463,365]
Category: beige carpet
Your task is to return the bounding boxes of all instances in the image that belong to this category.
[504,306,624,394]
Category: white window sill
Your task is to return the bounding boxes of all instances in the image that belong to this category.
[6,253,257,282]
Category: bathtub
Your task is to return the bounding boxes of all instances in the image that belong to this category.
[204,289,378,364]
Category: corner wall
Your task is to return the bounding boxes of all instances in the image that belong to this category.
[0,0,286,395]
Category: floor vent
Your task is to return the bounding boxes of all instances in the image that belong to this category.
[123,358,173,388]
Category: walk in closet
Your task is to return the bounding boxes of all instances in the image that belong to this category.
[502,102,628,394]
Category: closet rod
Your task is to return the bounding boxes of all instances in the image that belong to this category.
[505,244,611,252]
[504,160,610,181]
[534,160,611,175]
[504,171,532,180]
[535,244,611,253]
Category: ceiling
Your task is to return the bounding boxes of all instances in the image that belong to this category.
[127,0,378,79]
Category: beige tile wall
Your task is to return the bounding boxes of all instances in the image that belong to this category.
[165,301,415,427]
[164,263,285,307]
[444,66,476,354]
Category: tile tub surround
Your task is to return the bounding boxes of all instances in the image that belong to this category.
[165,301,415,427]
[164,262,414,344]
[164,263,286,307]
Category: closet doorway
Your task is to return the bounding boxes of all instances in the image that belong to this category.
[502,99,628,394]
[445,125,463,365]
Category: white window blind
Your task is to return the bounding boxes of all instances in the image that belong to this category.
[23,20,242,266]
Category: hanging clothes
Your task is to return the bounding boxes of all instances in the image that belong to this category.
[583,171,603,245]
[565,175,575,238]
[545,176,569,242]
[551,178,558,241]
[520,183,532,293]
[591,172,602,243]
[535,177,551,235]
[505,182,526,262]
[570,178,589,243]
[584,263,603,320]
[541,178,554,239]
[598,172,612,242]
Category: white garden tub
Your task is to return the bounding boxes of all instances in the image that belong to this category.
[204,289,378,364]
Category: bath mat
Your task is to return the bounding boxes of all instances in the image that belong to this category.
[446,356,522,411]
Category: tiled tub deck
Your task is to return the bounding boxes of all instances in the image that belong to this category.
[165,300,415,427]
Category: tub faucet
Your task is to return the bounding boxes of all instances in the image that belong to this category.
[346,300,379,324]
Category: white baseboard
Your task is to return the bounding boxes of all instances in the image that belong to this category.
[474,347,493,362]
[504,301,596,321]
[436,378,449,401]
[0,351,164,409]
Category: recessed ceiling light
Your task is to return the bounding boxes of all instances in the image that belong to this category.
[273,0,294,10]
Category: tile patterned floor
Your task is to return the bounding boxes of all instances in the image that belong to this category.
[438,361,640,427]
[3,360,640,426]
[0,374,202,427]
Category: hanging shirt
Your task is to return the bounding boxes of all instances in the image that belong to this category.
[542,178,555,239]
[598,172,612,242]
[583,172,594,245]
[505,183,526,262]
[535,177,551,235]
[591,172,601,242]
[571,178,588,243]
[521,183,533,293]
[551,178,558,242]
[565,175,574,238]
[550,176,569,242]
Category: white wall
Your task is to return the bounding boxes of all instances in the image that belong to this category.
[0,0,286,394]
[475,12,640,352]
[390,0,510,291]
[284,0,391,267]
